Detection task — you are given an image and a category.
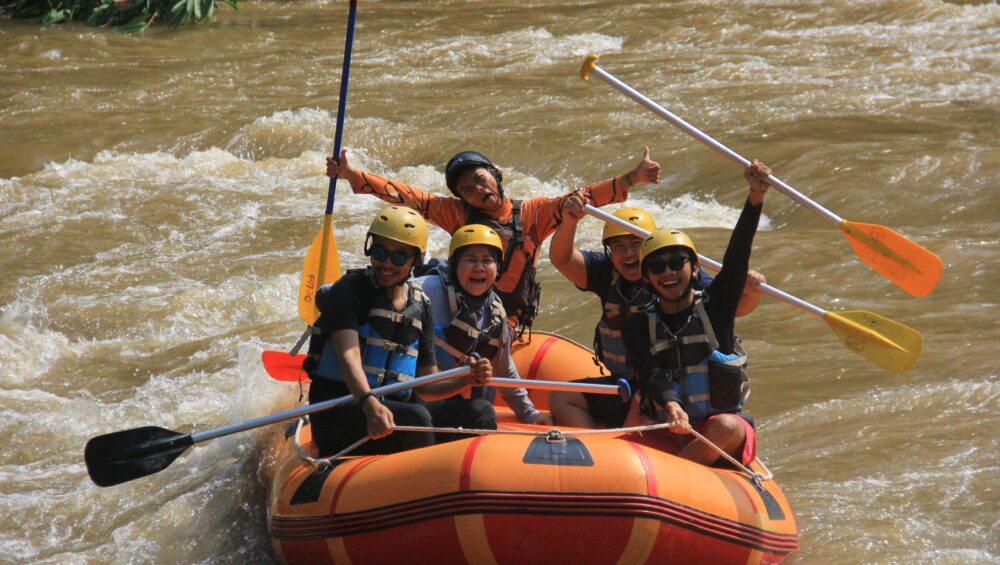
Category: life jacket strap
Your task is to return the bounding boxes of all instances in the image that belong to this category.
[434,337,468,360]
[450,317,484,339]
[598,325,621,338]
[602,350,627,364]
[363,336,419,358]
[362,365,416,384]
[369,308,423,331]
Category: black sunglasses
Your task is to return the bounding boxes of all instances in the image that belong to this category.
[369,243,413,267]
[645,255,690,275]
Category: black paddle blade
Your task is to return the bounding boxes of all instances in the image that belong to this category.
[85,426,194,487]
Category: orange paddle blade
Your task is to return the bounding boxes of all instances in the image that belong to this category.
[298,214,341,324]
[261,350,307,382]
[839,220,942,298]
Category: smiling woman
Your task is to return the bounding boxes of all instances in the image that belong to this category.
[0,0,238,31]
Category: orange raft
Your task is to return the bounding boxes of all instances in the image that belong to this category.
[266,332,799,564]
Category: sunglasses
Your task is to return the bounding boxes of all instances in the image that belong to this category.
[645,255,690,275]
[369,244,413,267]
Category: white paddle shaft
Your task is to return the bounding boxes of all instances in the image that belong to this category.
[587,63,843,226]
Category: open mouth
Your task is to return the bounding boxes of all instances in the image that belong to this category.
[375,267,400,281]
[481,193,497,207]
[659,278,682,290]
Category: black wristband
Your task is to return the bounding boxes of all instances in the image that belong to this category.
[359,391,376,404]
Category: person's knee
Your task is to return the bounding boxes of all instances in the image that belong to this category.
[468,398,497,429]
[549,391,584,414]
[399,404,433,428]
[708,414,745,446]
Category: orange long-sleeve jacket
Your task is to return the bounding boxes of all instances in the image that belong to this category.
[348,169,631,329]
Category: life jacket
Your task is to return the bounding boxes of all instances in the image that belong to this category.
[431,266,506,364]
[640,294,749,424]
[593,270,652,377]
[430,267,506,404]
[467,200,541,333]
[305,268,429,401]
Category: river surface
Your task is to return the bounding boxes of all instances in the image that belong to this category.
[1,0,998,562]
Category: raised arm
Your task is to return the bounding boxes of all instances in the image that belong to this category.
[327,149,467,232]
[527,147,661,242]
[549,192,591,289]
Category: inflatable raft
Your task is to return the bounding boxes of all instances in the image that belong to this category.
[266,332,799,564]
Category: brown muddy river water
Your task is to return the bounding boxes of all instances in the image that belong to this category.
[1,1,998,562]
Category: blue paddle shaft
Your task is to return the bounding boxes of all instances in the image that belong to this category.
[325,0,358,215]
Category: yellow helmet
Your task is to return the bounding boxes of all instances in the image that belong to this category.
[602,207,657,243]
[448,224,504,259]
[367,205,428,253]
[639,228,698,268]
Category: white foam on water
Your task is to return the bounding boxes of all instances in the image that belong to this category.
[226,107,340,160]
[762,376,1000,561]
[0,299,75,388]
[370,27,624,83]
[642,0,1000,117]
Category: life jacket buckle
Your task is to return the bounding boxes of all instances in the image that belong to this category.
[381,340,405,353]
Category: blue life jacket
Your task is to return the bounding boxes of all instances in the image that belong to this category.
[641,294,749,424]
[308,269,429,401]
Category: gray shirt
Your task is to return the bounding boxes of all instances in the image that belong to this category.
[414,274,541,423]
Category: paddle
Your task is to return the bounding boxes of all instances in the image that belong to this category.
[85,363,473,487]
[580,54,943,298]
[260,349,630,399]
[261,350,308,381]
[585,204,922,373]
[297,0,359,324]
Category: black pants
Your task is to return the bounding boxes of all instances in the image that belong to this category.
[422,396,497,444]
[309,380,496,456]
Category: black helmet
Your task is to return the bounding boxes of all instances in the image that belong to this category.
[444,151,503,197]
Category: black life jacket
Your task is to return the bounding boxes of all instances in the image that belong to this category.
[431,266,506,363]
[639,293,749,424]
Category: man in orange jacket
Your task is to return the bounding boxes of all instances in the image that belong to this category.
[327,148,660,336]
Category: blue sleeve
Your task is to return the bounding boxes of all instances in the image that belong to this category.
[694,270,714,290]
[581,250,614,296]
[412,275,452,327]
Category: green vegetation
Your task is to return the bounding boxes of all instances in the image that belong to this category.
[0,0,238,32]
